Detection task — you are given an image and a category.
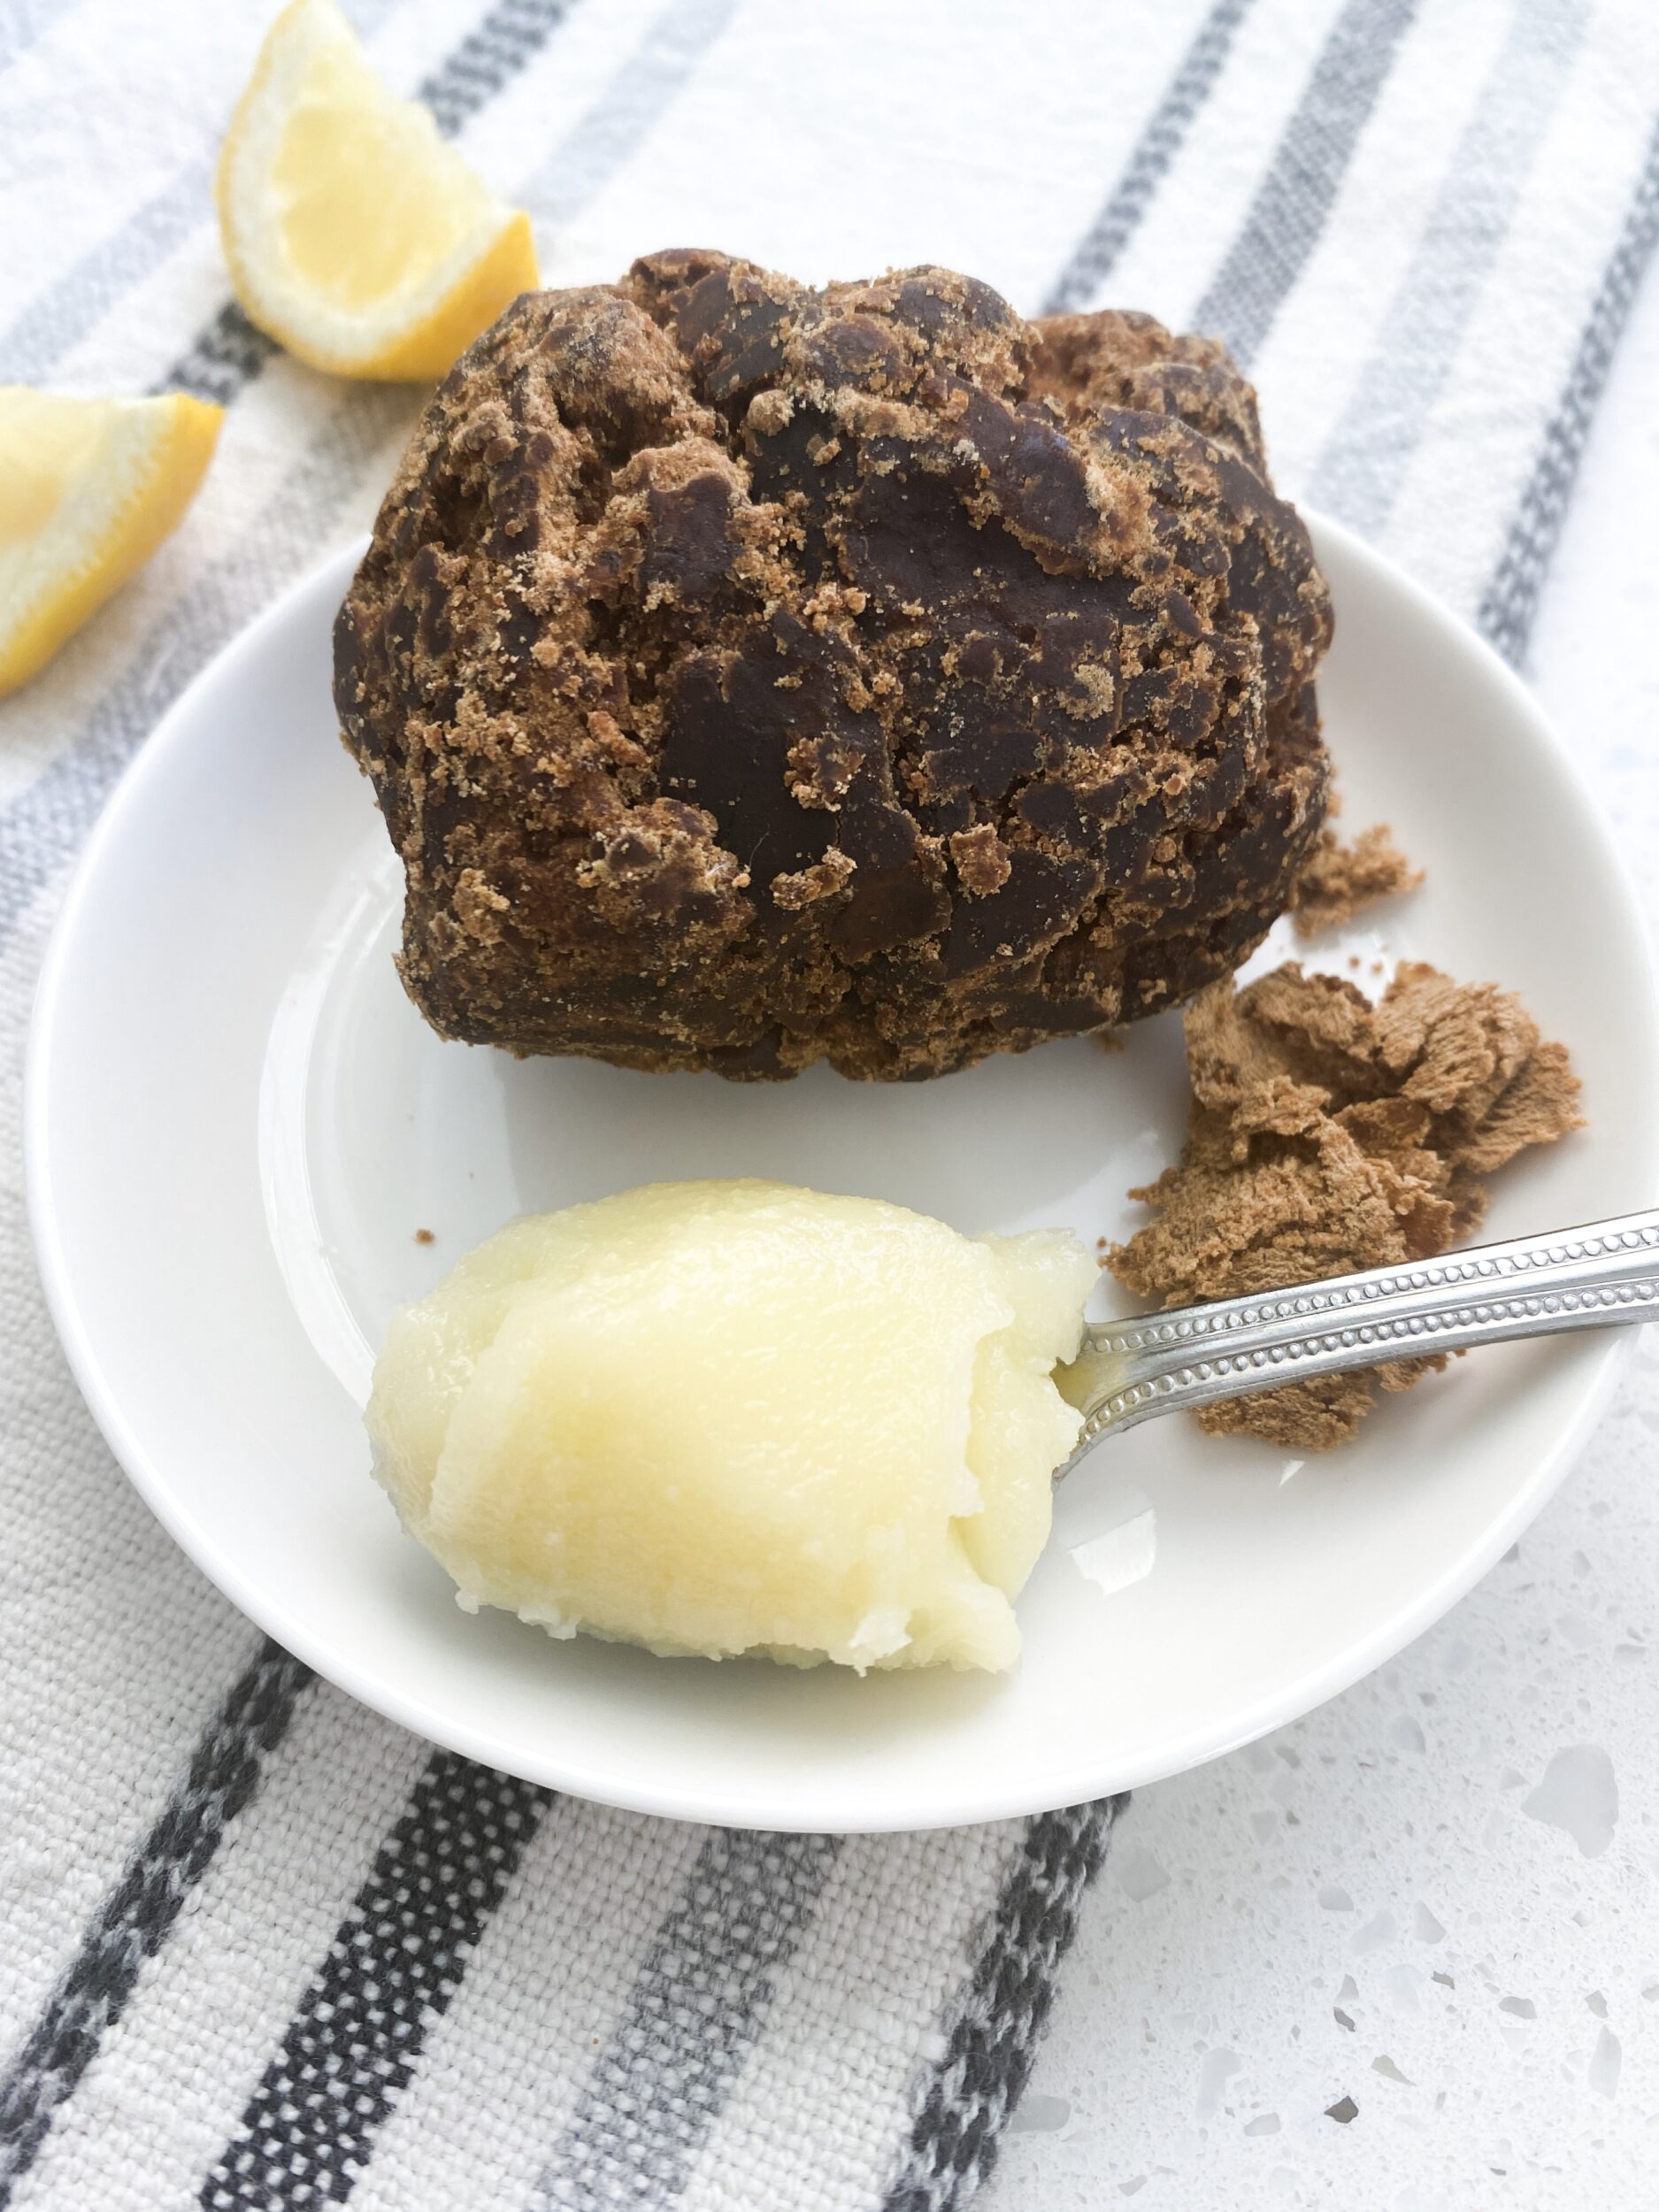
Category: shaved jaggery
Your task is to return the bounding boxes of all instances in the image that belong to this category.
[1291,823,1423,936]
[1109,961,1583,1448]
[335,251,1332,1080]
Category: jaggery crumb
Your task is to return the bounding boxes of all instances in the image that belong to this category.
[1292,823,1423,936]
[1108,960,1584,1448]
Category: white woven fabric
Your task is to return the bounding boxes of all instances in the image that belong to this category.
[1,2,1656,2208]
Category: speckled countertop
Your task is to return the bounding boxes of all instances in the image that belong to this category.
[986,256,1659,2212]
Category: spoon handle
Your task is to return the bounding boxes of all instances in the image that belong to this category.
[1061,1206,1659,1454]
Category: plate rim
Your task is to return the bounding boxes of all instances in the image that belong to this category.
[25,510,1659,1831]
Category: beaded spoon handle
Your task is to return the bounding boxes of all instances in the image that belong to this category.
[1056,1208,1659,1472]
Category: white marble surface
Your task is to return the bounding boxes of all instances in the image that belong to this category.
[987,265,1659,2212]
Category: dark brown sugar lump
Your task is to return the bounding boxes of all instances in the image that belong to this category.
[334,252,1333,1080]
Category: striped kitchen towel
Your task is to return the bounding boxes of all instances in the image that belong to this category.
[2,1,1656,2207]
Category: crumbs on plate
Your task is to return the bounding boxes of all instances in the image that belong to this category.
[1290,821,1423,937]
[1108,959,1583,1449]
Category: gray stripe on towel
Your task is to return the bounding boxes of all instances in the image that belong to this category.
[531,1829,843,2209]
[1309,0,1588,539]
[1041,0,1257,315]
[414,0,573,135]
[199,1754,549,2212]
[0,157,215,388]
[1477,105,1659,665]
[1193,0,1421,364]
[881,1799,1124,2212]
[521,0,738,227]
[0,1641,313,2206]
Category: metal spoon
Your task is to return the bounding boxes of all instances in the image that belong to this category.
[1056,1206,1659,1474]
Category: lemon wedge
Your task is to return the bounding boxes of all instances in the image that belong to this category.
[218,0,539,380]
[0,388,221,699]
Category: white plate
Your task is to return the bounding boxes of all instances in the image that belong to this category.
[27,517,1659,1832]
